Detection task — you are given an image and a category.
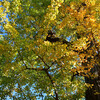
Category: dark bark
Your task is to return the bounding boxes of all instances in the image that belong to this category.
[46,30,71,46]
[82,40,100,100]
[85,65,100,100]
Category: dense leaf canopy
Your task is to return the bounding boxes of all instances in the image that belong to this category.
[0,0,100,100]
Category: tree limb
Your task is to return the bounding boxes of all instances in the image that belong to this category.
[45,70,59,100]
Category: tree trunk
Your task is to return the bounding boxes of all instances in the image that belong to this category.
[85,64,100,100]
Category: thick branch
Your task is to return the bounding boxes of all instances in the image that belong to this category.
[46,30,71,46]
[45,70,59,100]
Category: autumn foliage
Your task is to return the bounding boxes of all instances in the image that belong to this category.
[0,0,100,99]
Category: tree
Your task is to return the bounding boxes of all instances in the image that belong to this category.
[0,0,100,100]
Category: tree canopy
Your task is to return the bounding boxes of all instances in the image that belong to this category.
[0,0,100,100]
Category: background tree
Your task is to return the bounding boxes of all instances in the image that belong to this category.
[0,0,100,100]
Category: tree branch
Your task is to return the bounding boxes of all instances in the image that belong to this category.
[18,50,48,71]
[37,55,51,69]
[45,70,59,100]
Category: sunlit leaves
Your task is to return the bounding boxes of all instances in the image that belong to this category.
[4,23,19,38]
[0,0,100,99]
